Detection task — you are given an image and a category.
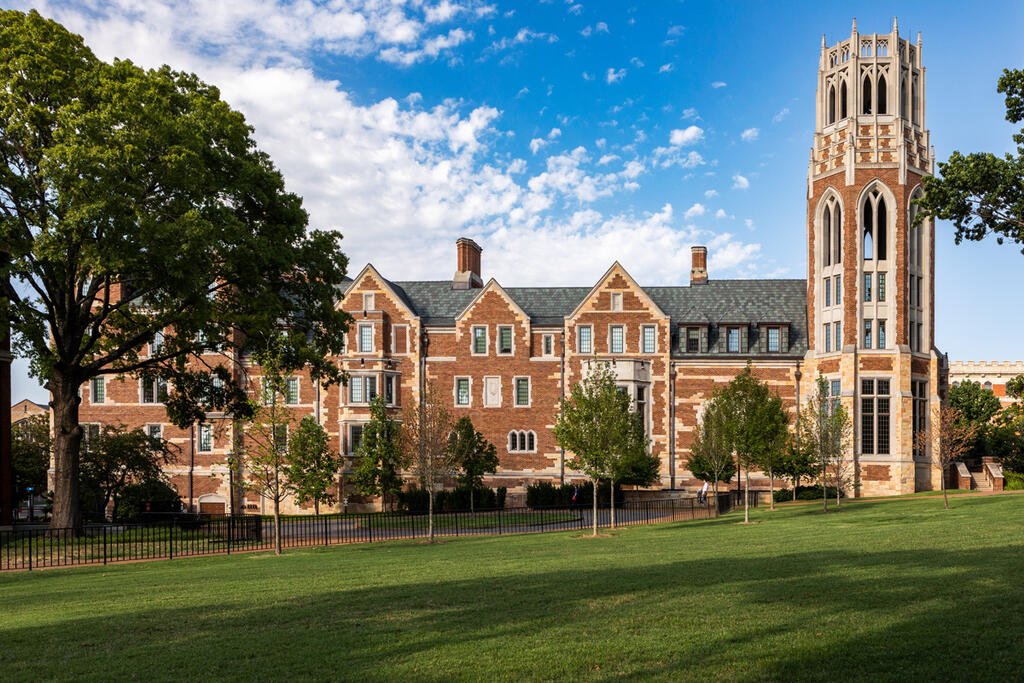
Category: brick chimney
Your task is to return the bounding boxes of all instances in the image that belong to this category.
[690,246,708,285]
[453,238,483,289]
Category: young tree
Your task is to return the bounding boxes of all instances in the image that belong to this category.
[0,10,350,532]
[449,417,498,512]
[353,395,405,512]
[916,405,979,510]
[721,365,789,521]
[553,363,637,535]
[12,414,51,503]
[285,416,340,516]
[915,69,1024,254]
[402,383,456,542]
[79,425,176,522]
[606,407,651,529]
[231,367,294,555]
[688,395,736,510]
[798,375,853,512]
[775,435,817,501]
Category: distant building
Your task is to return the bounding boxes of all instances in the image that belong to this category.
[11,399,47,426]
[949,361,1024,407]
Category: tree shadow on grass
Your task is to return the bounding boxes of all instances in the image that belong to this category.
[2,535,1023,681]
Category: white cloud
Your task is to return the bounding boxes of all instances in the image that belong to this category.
[630,56,644,67]
[530,137,548,154]
[669,126,704,146]
[515,86,529,98]
[653,149,704,170]
[380,28,473,66]
[548,127,562,140]
[579,22,608,37]
[567,3,583,15]
[658,63,674,73]
[715,208,734,220]
[597,154,620,165]
[745,218,755,230]
[681,107,699,120]
[666,25,686,37]
[740,127,759,142]
[711,81,727,88]
[704,189,718,198]
[732,174,750,189]
[486,27,558,54]
[582,71,594,81]
[606,68,627,84]
[684,203,706,220]
[772,107,790,123]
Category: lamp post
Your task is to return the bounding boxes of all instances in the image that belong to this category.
[26,486,34,523]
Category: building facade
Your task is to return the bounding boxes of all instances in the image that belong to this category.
[74,21,946,512]
[949,361,1024,408]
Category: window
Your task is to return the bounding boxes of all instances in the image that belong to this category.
[150,332,164,356]
[917,323,923,352]
[910,323,917,353]
[262,378,275,405]
[828,380,842,413]
[472,326,487,355]
[862,189,888,261]
[876,74,887,115]
[835,275,841,304]
[348,376,377,404]
[827,84,836,124]
[636,385,648,436]
[878,273,886,302]
[984,381,993,392]
[862,75,872,114]
[912,73,920,125]
[515,377,530,407]
[610,292,622,311]
[864,320,872,349]
[824,278,831,307]
[767,327,780,353]
[864,273,872,302]
[916,277,922,308]
[498,326,513,355]
[824,323,832,353]
[686,327,700,353]
[285,377,299,405]
[146,424,162,441]
[91,377,105,404]
[348,424,364,455]
[358,324,373,352]
[642,326,656,354]
[578,325,593,354]
[726,327,740,353]
[141,378,168,404]
[834,322,841,351]
[384,375,396,406]
[483,376,501,407]
[455,377,470,406]
[362,292,374,310]
[543,334,554,357]
[840,80,848,118]
[821,196,842,266]
[392,325,408,354]
[82,424,101,449]
[508,430,537,453]
[199,423,213,452]
[861,379,890,455]
[877,320,886,349]
[609,325,624,354]
[912,380,928,457]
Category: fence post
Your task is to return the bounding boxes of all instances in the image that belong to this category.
[169,523,174,560]
[103,525,107,565]
[27,531,32,571]
[367,513,373,544]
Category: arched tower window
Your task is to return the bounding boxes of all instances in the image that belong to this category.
[820,195,843,268]
[912,74,920,125]
[877,74,887,115]
[909,188,924,269]
[827,85,836,124]
[862,75,872,114]
[901,75,909,118]
[862,189,888,261]
[840,81,848,119]
[824,206,832,266]
[833,203,843,264]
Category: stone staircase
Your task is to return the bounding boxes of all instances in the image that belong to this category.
[970,470,993,492]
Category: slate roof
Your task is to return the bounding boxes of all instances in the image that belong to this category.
[372,278,808,357]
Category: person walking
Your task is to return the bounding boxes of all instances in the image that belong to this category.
[699,481,709,505]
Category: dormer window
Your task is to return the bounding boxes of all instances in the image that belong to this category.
[686,327,700,353]
[726,327,740,353]
[767,327,780,352]
[497,326,513,355]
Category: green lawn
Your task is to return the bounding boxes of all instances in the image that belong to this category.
[357,510,580,530]
[2,495,1022,681]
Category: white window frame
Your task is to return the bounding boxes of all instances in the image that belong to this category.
[82,423,101,448]
[471,325,489,356]
[454,376,472,407]
[578,325,593,354]
[391,324,409,355]
[346,422,367,456]
[497,325,514,356]
[542,334,555,357]
[513,376,532,407]
[198,423,213,453]
[140,377,167,405]
[357,323,374,353]
[483,376,502,408]
[347,375,378,405]
[507,429,537,453]
[150,331,165,357]
[146,423,163,441]
[766,326,781,353]
[610,292,623,311]
[641,325,656,354]
[726,326,741,353]
[383,374,397,407]
[90,377,106,404]
[609,325,625,354]
[362,292,375,310]
[285,377,300,405]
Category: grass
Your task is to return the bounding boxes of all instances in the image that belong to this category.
[2,495,1022,681]
[357,510,580,530]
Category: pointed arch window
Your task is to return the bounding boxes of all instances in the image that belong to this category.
[862,189,888,261]
[909,188,924,269]
[840,81,848,119]
[821,195,842,267]
[824,205,832,267]
[912,74,920,125]
[876,74,887,115]
[862,75,873,115]
[828,85,836,125]
[901,75,909,119]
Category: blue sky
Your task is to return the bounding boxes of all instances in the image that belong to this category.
[9,0,1024,403]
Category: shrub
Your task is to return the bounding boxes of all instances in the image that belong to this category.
[525,480,623,508]
[1004,471,1024,491]
[773,485,845,503]
[115,480,183,522]
[396,485,508,513]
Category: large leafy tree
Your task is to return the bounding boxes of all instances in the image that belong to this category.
[285,416,340,516]
[0,11,350,531]
[915,69,1024,252]
[949,380,1004,460]
[353,395,405,512]
[11,414,50,503]
[448,417,498,512]
[79,425,176,522]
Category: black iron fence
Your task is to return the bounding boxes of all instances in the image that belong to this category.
[1,495,743,572]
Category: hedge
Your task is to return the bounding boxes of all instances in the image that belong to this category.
[397,485,507,513]
[525,480,624,508]
[773,485,845,503]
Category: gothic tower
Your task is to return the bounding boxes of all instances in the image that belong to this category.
[806,18,945,496]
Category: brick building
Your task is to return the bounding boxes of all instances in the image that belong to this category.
[75,20,947,511]
[949,361,1024,408]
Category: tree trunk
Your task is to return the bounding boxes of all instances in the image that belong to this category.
[314,499,319,516]
[49,377,84,534]
[470,487,474,514]
[836,470,841,508]
[821,450,828,513]
[610,479,616,530]
[743,458,750,524]
[273,499,282,555]
[769,469,775,511]
[942,466,949,510]
[592,477,598,536]
[428,481,435,543]
[712,482,719,517]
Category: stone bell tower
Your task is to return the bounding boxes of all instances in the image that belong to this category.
[805,18,944,496]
